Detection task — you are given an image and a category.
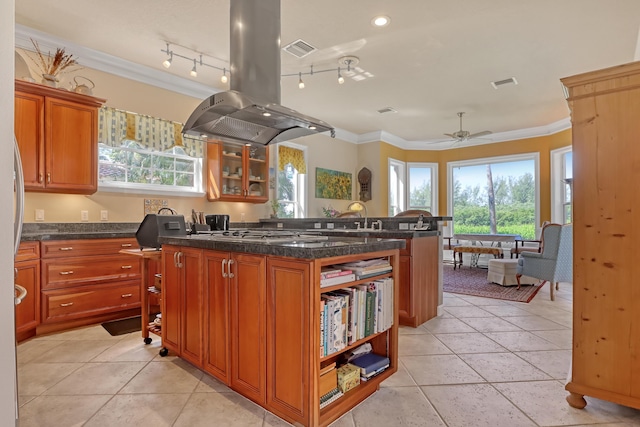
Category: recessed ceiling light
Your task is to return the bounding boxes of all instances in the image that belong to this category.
[372,15,390,27]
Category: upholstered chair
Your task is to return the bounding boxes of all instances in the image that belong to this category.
[516,223,572,301]
[511,221,553,258]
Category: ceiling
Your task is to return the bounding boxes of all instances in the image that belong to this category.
[14,0,640,149]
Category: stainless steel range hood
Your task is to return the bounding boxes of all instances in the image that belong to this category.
[183,0,334,145]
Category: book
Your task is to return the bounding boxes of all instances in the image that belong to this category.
[320,273,356,288]
[350,353,390,376]
[355,267,392,279]
[319,365,337,397]
[321,269,353,280]
[319,299,325,357]
[364,290,375,337]
[319,387,343,409]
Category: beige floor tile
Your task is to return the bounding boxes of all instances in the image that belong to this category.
[456,296,510,306]
[120,360,203,394]
[421,383,536,427]
[481,305,534,317]
[194,372,234,392]
[443,306,494,318]
[84,393,190,427]
[484,331,561,352]
[398,325,429,335]
[44,361,147,395]
[531,329,573,349]
[173,392,265,427]
[327,412,355,427]
[402,355,485,385]
[38,324,124,341]
[29,339,116,363]
[422,317,476,334]
[442,296,473,307]
[17,362,82,395]
[458,352,551,382]
[503,315,568,331]
[17,339,65,366]
[18,394,112,427]
[435,332,508,354]
[494,380,621,426]
[514,350,572,379]
[351,386,446,426]
[399,333,452,355]
[459,316,523,332]
[264,411,296,426]
[18,395,37,408]
[583,396,640,425]
[380,360,416,387]
[91,335,161,362]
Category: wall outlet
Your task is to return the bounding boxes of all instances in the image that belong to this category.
[240,212,245,222]
[314,223,321,229]
[399,223,409,230]
[326,223,334,229]
[35,209,44,222]
[81,210,89,222]
[100,210,109,221]
[277,223,284,229]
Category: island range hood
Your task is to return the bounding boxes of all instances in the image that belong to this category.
[183,0,334,145]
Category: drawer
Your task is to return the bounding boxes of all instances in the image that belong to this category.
[16,241,40,262]
[42,282,140,323]
[42,254,140,290]
[41,238,137,258]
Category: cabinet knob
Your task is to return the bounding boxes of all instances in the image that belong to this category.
[47,172,51,183]
[59,271,74,275]
[121,293,133,298]
[39,173,43,183]
[60,302,74,307]
[59,247,74,251]
[222,259,228,278]
[121,265,133,269]
[228,259,235,278]
[121,243,133,248]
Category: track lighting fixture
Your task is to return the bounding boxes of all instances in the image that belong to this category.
[337,67,345,84]
[190,59,198,77]
[162,52,173,69]
[298,72,305,89]
[221,68,228,84]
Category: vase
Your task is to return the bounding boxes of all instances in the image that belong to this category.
[41,74,59,88]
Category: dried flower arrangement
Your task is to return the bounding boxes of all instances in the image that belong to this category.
[28,38,79,79]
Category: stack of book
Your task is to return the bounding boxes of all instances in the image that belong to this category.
[320,266,355,288]
[339,258,392,279]
[319,387,343,409]
[320,277,394,357]
[349,352,390,381]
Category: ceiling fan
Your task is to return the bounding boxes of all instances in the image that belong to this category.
[444,112,492,142]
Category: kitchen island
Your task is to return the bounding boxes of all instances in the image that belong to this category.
[158,233,404,427]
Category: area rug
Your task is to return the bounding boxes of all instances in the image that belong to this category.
[101,316,141,336]
[442,264,544,303]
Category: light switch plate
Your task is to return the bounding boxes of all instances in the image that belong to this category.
[35,209,44,222]
[81,210,89,222]
[326,223,334,229]
[314,223,321,229]
[399,223,409,230]
[100,210,109,221]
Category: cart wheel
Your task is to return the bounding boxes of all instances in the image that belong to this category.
[144,337,152,345]
[159,347,168,357]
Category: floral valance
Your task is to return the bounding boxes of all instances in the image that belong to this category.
[278,145,306,174]
[98,106,204,158]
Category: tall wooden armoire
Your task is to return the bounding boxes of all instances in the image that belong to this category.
[561,62,640,410]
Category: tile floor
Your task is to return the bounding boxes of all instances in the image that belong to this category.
[16,281,640,427]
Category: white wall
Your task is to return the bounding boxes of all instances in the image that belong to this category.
[2,1,19,423]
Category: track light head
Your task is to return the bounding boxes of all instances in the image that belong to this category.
[298,72,305,89]
[190,59,197,77]
[162,52,173,69]
[221,68,228,83]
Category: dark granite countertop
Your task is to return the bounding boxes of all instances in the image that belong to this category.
[307,229,439,239]
[159,235,406,259]
[20,223,138,241]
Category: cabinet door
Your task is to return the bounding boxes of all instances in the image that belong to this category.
[204,251,230,383]
[14,90,45,189]
[245,145,269,203]
[229,253,266,403]
[15,259,40,341]
[398,254,413,324]
[45,97,97,194]
[161,246,181,354]
[180,247,204,366]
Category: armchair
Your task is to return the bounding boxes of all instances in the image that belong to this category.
[511,221,552,258]
[516,223,572,301]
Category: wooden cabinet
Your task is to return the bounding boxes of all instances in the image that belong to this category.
[38,238,141,333]
[14,80,105,194]
[15,242,40,342]
[561,61,640,410]
[161,245,204,366]
[206,141,269,203]
[398,236,439,327]
[203,251,230,383]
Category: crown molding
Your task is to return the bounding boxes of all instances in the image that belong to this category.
[15,24,572,150]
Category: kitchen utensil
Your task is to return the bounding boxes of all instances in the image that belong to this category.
[72,76,95,95]
[205,214,230,231]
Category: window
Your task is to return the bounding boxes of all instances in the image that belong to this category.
[388,158,405,216]
[408,163,438,213]
[97,107,204,195]
[276,143,307,218]
[551,147,572,224]
[447,153,539,239]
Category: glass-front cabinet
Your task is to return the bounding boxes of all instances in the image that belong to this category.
[206,141,269,203]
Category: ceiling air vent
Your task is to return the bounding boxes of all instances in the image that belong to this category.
[283,39,317,58]
[491,77,518,89]
[377,107,397,114]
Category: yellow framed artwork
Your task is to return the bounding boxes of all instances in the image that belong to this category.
[315,168,352,200]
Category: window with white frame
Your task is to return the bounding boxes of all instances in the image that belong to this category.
[550,147,572,224]
[97,106,204,195]
[388,158,406,216]
[276,143,307,218]
[447,153,539,239]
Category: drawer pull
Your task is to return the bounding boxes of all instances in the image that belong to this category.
[60,302,74,307]
[59,271,74,275]
[121,265,133,269]
[121,243,133,247]
[59,247,74,251]
[121,293,133,298]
